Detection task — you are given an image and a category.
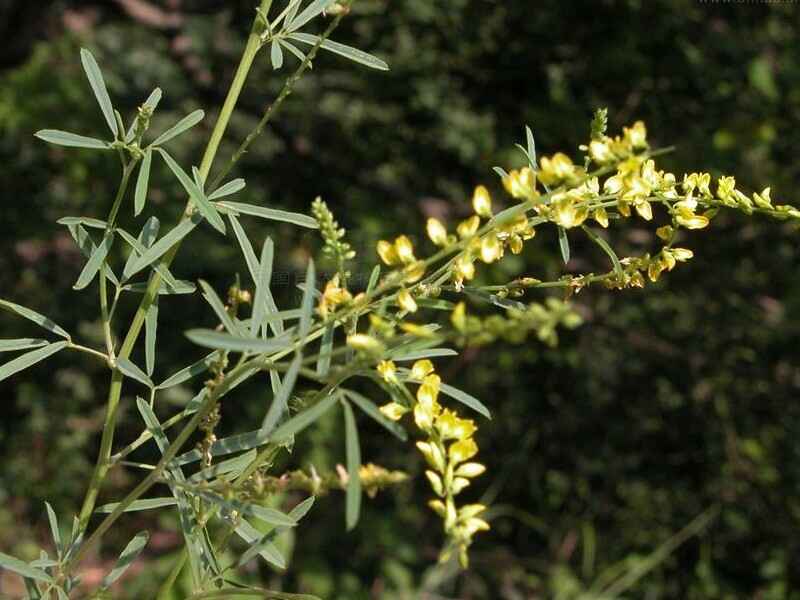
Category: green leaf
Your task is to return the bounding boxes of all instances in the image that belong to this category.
[80,48,118,137]
[185,329,292,354]
[145,295,159,376]
[343,401,361,530]
[73,231,114,290]
[235,521,286,569]
[367,265,380,294]
[0,338,49,353]
[0,551,53,583]
[289,33,389,71]
[299,260,315,339]
[342,389,407,441]
[234,520,286,569]
[0,341,67,383]
[189,449,257,483]
[270,391,339,442]
[289,496,315,521]
[199,280,241,336]
[279,39,308,64]
[252,238,275,336]
[208,178,246,201]
[45,502,61,556]
[127,215,201,278]
[270,40,284,69]
[143,87,163,112]
[217,201,319,229]
[117,357,154,388]
[174,428,270,466]
[229,214,260,283]
[122,217,159,278]
[134,148,152,216]
[158,150,225,234]
[261,355,301,435]
[34,129,110,149]
[66,225,120,287]
[189,488,296,527]
[100,531,149,590]
[156,353,214,389]
[96,497,177,514]
[439,382,491,419]
[558,226,570,264]
[58,216,108,229]
[582,224,623,279]
[287,0,336,32]
[123,280,196,295]
[391,348,458,361]
[316,324,334,377]
[526,125,537,168]
[152,109,205,146]
[117,227,180,290]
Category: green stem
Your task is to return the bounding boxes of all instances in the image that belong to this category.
[74,2,271,537]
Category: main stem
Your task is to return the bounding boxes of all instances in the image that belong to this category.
[76,1,271,532]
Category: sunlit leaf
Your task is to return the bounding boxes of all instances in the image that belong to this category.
[158,150,225,234]
[100,531,149,590]
[289,32,389,71]
[117,357,154,388]
[73,232,114,290]
[185,329,292,354]
[217,201,318,229]
[343,401,361,530]
[80,48,118,136]
[151,109,205,146]
[0,341,68,383]
[134,148,152,216]
[34,129,110,149]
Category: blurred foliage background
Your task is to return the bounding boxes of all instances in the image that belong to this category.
[1,0,799,598]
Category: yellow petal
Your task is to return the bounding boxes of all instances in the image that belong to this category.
[411,359,435,380]
[457,215,480,239]
[397,288,418,313]
[449,438,478,463]
[426,218,448,246]
[480,234,502,263]
[376,240,399,266]
[472,185,493,218]
[379,402,408,421]
[394,235,416,264]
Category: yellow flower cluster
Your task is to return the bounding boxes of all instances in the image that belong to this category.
[376,359,489,568]
[317,274,353,318]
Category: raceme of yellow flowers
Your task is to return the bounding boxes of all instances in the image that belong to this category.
[328,113,800,568]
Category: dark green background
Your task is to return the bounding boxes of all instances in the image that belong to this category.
[1,1,799,598]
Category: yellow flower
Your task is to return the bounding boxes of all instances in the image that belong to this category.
[480,234,503,263]
[716,176,737,204]
[426,218,448,246]
[394,235,416,264]
[436,409,477,441]
[453,255,476,284]
[656,225,673,241]
[449,437,478,463]
[589,139,614,164]
[455,462,486,478]
[417,374,441,407]
[624,120,647,149]
[425,470,444,496]
[379,402,408,421]
[399,322,437,337]
[377,360,398,384]
[593,207,609,228]
[451,477,471,495]
[503,167,537,200]
[472,185,493,218]
[317,275,352,318]
[753,187,773,209]
[539,152,576,186]
[397,288,418,313]
[403,261,426,283]
[457,215,480,239]
[410,359,434,380]
[416,441,445,471]
[451,301,467,332]
[603,174,623,195]
[671,247,694,261]
[377,240,399,266]
[346,334,385,355]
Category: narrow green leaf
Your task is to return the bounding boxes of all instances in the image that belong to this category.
[58,216,108,229]
[525,125,537,168]
[101,531,149,590]
[152,109,205,146]
[0,339,49,353]
[34,129,109,149]
[122,217,160,278]
[134,148,152,216]
[123,280,196,295]
[439,382,491,419]
[366,265,380,294]
[287,0,336,32]
[45,502,61,555]
[582,224,623,279]
[190,488,296,527]
[252,238,275,336]
[174,428,269,466]
[117,357,154,388]
[74,231,114,290]
[234,521,286,569]
[157,352,214,389]
[558,226,570,264]
[143,87,163,112]
[270,40,284,69]
[145,295,159,376]
[343,401,362,530]
[185,329,291,354]
[279,39,308,64]
[391,348,458,361]
[0,551,53,583]
[0,341,67,383]
[96,497,177,513]
[67,225,119,286]
[316,324,334,377]
[228,214,260,283]
[270,391,339,442]
[189,449,257,483]
[208,178,246,201]
[117,227,180,290]
[342,389,407,441]
[289,496,315,521]
[299,260,315,339]
[217,201,319,229]
[493,166,509,179]
[80,48,118,137]
[261,355,301,435]
[289,33,389,71]
[199,280,241,336]
[158,150,225,234]
[127,215,200,278]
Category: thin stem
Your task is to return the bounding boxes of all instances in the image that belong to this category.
[67,343,110,365]
[74,3,271,536]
